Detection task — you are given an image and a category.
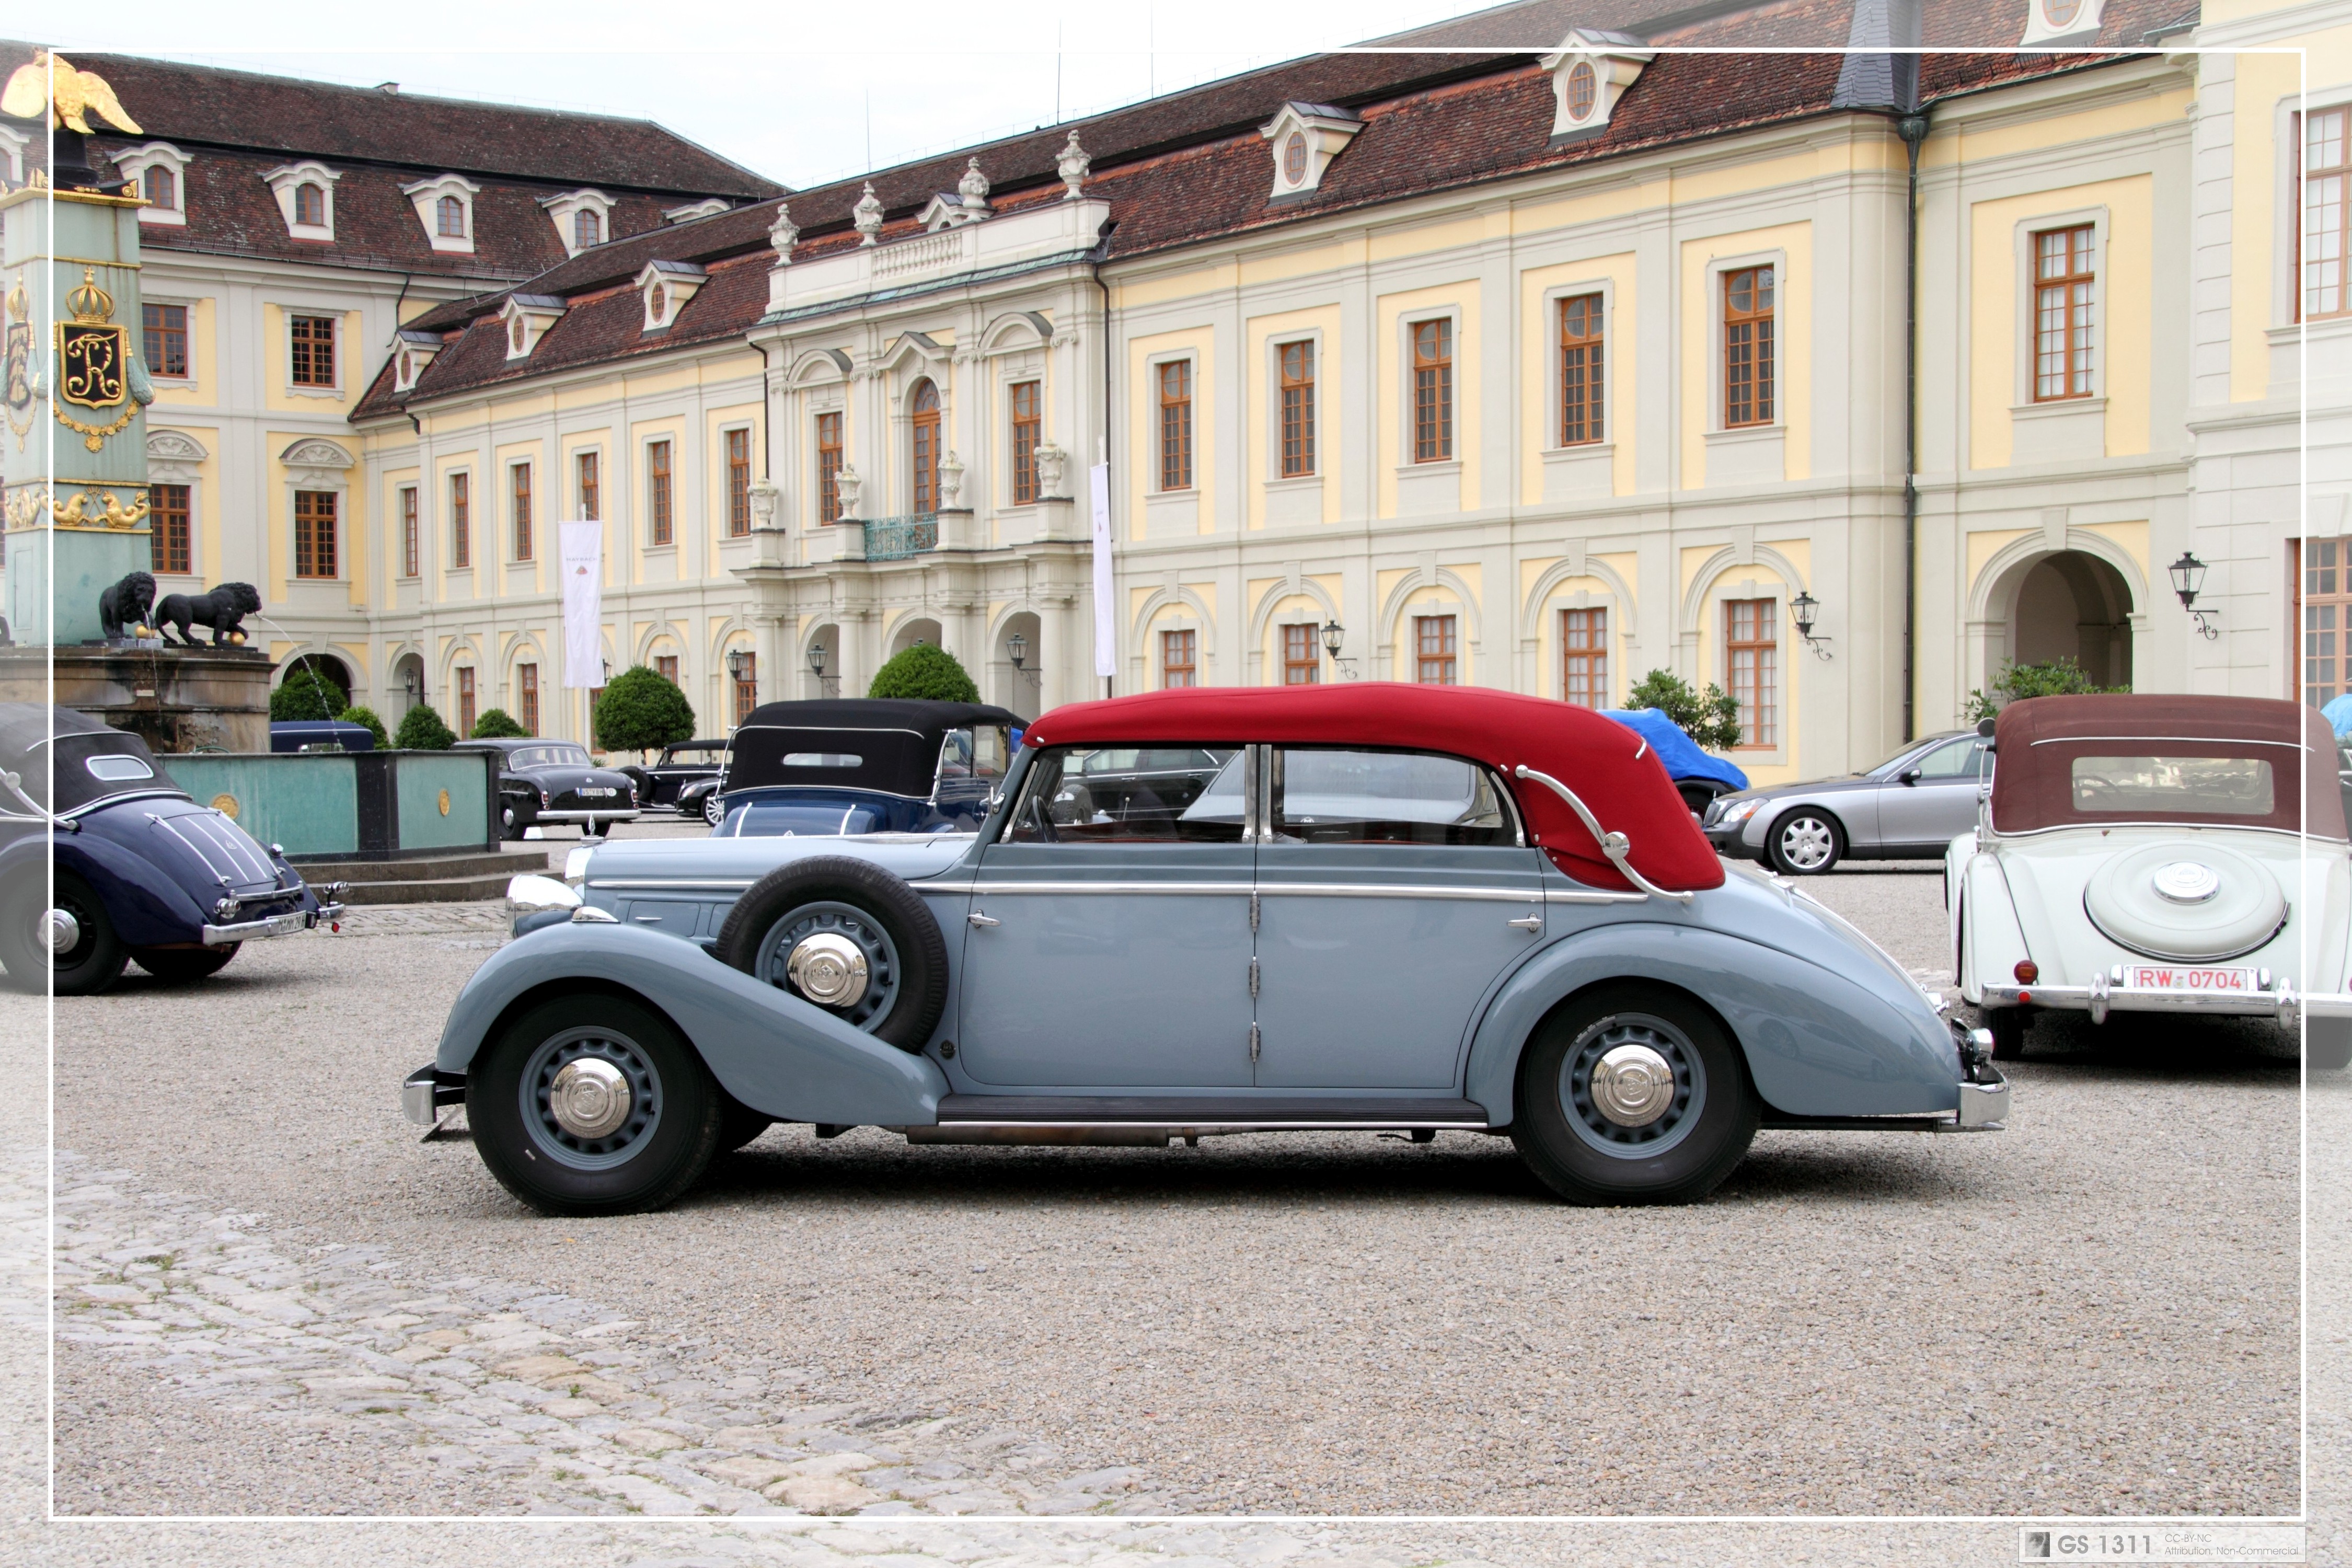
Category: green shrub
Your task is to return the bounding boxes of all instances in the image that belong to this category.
[469,707,528,739]
[269,666,344,723]
[393,705,456,751]
[1623,668,1743,752]
[868,643,978,702]
[594,664,697,755]
[1963,657,2124,724]
[337,705,390,750]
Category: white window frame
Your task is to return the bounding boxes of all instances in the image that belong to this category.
[1548,590,1621,705]
[145,429,208,579]
[2019,0,2106,48]
[1394,305,1467,474]
[1702,248,1787,436]
[720,422,757,538]
[399,173,481,255]
[570,443,607,525]
[1709,580,1787,763]
[1540,278,1615,453]
[114,141,190,226]
[541,189,617,257]
[2277,85,2352,330]
[444,466,477,574]
[262,160,340,241]
[643,435,681,552]
[1263,328,1327,482]
[281,304,344,398]
[2009,205,2110,410]
[1145,350,1201,495]
[140,293,198,384]
[508,460,537,564]
[995,350,1048,510]
[396,481,422,581]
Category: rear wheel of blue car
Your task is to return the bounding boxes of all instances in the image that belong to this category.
[468,995,723,1216]
[45,873,129,997]
[1511,984,1759,1206]
[715,857,949,1052]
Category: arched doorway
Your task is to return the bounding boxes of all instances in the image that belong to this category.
[891,616,943,659]
[2010,550,2135,688]
[803,623,840,699]
[909,379,940,516]
[994,612,1042,719]
[281,652,351,707]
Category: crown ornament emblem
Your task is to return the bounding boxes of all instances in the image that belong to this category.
[66,268,117,324]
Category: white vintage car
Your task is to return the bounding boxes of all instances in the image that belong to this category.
[1948,693,2352,1068]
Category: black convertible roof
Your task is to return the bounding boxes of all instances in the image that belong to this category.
[0,704,187,815]
[728,699,1022,799]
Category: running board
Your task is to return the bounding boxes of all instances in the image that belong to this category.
[910,1093,1494,1146]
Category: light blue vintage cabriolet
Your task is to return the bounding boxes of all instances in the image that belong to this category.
[407,685,2008,1215]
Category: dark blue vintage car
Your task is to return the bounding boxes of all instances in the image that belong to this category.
[0,705,345,995]
[710,699,1024,838]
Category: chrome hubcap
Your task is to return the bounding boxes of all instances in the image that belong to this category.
[38,908,77,953]
[1779,818,1834,869]
[548,1057,632,1139]
[1589,1042,1676,1127]
[787,932,869,1007]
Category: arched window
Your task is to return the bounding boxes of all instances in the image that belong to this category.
[294,182,325,226]
[909,378,941,515]
[436,194,465,237]
[574,209,601,250]
[143,165,175,211]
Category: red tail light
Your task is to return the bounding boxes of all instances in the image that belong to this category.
[2013,960,2038,984]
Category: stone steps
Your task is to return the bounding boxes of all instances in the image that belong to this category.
[299,850,547,906]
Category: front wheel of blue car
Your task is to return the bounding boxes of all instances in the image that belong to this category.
[468,995,723,1216]
[1511,984,1759,1206]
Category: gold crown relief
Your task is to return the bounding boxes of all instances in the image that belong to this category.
[4,276,25,323]
[65,268,114,324]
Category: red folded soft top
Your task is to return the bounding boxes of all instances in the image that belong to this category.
[1020,684,1724,893]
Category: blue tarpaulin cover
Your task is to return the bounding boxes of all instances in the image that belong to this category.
[2324,694,2352,738]
[1602,708,1749,791]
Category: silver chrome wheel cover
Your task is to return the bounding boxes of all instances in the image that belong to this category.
[704,793,723,825]
[755,901,901,1032]
[1560,1012,1707,1159]
[38,907,78,954]
[1776,815,1836,871]
[519,1026,663,1170]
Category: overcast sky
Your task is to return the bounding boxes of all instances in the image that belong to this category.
[38,1,1505,189]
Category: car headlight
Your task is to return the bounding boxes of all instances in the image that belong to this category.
[1716,798,1763,827]
[540,789,551,805]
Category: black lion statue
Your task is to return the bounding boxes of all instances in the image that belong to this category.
[98,571,155,641]
[155,582,261,648]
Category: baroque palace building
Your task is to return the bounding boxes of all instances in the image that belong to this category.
[28,0,2351,783]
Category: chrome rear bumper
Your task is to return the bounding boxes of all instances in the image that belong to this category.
[1980,967,2347,1031]
[202,900,345,946]
[536,809,640,823]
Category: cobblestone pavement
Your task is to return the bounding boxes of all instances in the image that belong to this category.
[7,865,2338,1566]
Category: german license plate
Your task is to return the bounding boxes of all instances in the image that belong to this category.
[2124,964,2258,993]
[582,787,615,797]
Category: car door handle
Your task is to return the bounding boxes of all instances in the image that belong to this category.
[968,912,1000,928]
[1506,915,1543,931]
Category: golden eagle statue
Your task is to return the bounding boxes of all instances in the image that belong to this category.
[1,49,142,136]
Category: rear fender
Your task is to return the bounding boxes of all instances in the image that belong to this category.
[1465,923,1959,1125]
[55,832,207,946]
[435,920,946,1126]
[1955,852,2027,1005]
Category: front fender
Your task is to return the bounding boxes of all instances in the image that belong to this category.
[1465,923,1961,1125]
[437,921,947,1127]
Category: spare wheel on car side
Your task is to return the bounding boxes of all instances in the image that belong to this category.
[713,856,949,1053]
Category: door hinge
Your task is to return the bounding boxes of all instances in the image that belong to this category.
[1249,891,1260,931]
[1249,1022,1261,1064]
[1249,956,1260,998]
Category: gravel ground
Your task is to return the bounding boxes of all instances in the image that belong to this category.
[5,859,2335,1565]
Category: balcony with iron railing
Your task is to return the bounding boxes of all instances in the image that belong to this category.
[861,515,938,561]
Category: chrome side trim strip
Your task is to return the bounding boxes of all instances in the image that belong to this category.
[962,881,1254,896]
[1256,883,1542,903]
[962,881,1559,902]
[589,878,759,892]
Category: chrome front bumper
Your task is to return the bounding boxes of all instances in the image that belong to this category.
[202,901,345,946]
[403,1064,465,1126]
[1980,966,2352,1031]
[536,808,640,823]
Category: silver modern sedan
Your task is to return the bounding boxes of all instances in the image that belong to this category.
[1701,730,1988,875]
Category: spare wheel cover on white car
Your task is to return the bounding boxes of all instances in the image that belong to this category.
[2082,840,2287,962]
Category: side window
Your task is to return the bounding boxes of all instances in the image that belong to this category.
[1272,748,1513,847]
[1912,737,1984,779]
[937,725,1010,784]
[1004,746,1243,844]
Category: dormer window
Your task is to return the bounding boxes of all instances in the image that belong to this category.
[114,141,191,226]
[391,328,442,394]
[664,198,729,224]
[500,294,568,361]
[540,189,617,257]
[636,259,707,333]
[1258,102,1362,202]
[400,174,480,254]
[1539,31,1654,143]
[262,160,340,240]
[2020,0,2104,45]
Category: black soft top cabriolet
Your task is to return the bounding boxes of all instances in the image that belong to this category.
[714,698,1024,837]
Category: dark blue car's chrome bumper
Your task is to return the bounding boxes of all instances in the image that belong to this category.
[202,898,345,946]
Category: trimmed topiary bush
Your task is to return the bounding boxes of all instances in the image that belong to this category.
[1963,656,2123,724]
[470,707,527,739]
[868,643,978,702]
[594,664,697,755]
[337,705,390,750]
[394,704,456,751]
[269,666,343,723]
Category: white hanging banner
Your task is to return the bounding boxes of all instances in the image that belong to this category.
[560,521,604,687]
[1089,463,1115,680]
